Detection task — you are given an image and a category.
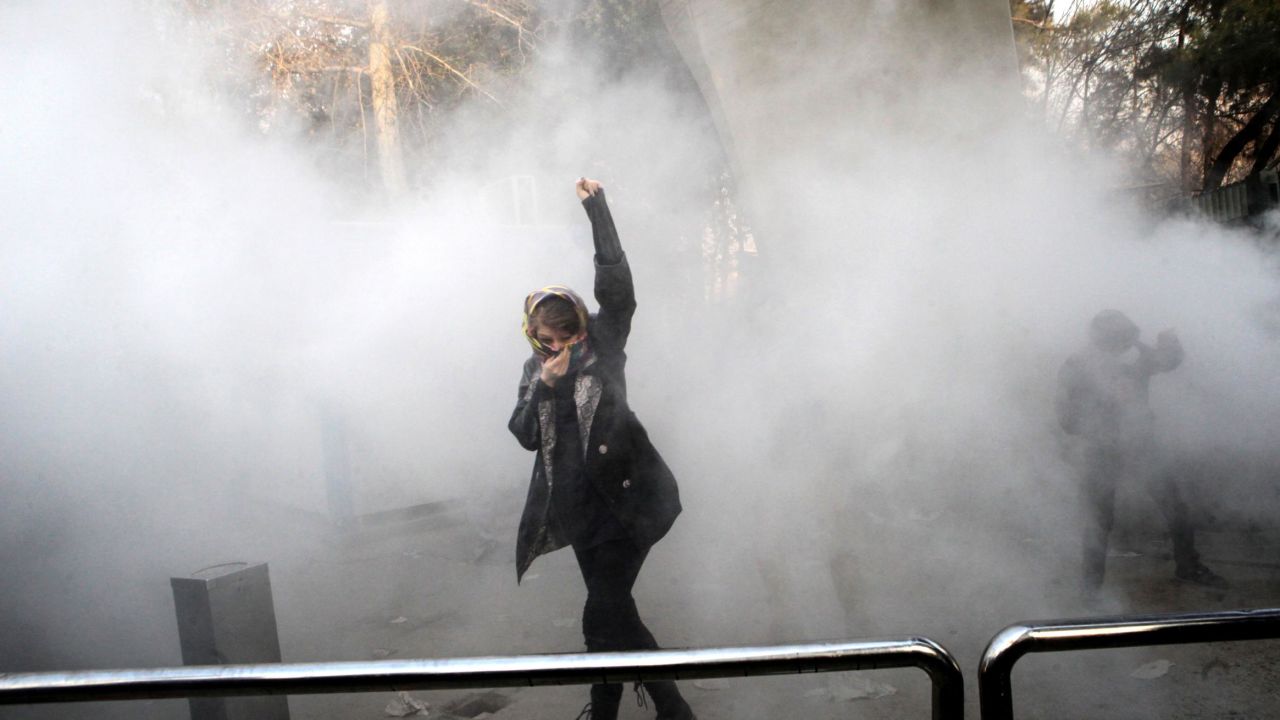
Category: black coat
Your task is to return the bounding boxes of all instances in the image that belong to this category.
[1056,336,1183,445]
[508,208,681,582]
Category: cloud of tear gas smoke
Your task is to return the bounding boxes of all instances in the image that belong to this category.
[2,0,1279,715]
[636,0,1280,650]
[0,0,722,695]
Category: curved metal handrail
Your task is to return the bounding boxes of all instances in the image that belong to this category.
[978,607,1280,720]
[1,637,964,719]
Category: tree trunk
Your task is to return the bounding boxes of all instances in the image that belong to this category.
[369,0,407,196]
[1176,1,1195,192]
[1199,83,1221,186]
[1202,92,1280,190]
[1197,0,1229,188]
[1249,118,1280,176]
[1179,85,1197,191]
[1081,66,1093,148]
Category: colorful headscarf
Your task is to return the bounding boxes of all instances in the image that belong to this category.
[522,285,590,358]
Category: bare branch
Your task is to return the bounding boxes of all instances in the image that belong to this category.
[1012,17,1057,31]
[400,43,502,106]
[295,10,369,29]
[459,0,538,56]
[461,1,525,32]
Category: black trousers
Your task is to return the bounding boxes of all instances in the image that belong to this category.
[573,539,688,718]
[1081,443,1199,590]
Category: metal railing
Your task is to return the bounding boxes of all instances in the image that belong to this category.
[0,637,964,720]
[978,608,1280,720]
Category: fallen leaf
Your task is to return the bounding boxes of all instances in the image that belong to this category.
[384,691,429,717]
[692,679,730,691]
[828,676,897,701]
[1131,659,1174,680]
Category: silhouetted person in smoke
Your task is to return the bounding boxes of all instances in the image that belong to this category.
[1056,310,1228,595]
[509,178,695,720]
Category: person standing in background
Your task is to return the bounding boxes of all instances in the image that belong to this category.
[1056,309,1228,597]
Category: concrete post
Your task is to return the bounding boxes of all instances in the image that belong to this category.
[171,562,290,720]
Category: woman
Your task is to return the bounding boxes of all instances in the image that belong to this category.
[508,178,695,720]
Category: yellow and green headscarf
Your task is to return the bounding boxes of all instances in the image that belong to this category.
[522,285,590,358]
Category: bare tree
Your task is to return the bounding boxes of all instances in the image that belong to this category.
[368,0,406,194]
[188,0,543,194]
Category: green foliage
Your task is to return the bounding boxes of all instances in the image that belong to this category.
[1193,0,1280,93]
[1011,0,1280,192]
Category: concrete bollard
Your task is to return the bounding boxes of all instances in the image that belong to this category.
[171,562,290,720]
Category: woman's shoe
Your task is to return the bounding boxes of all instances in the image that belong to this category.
[1175,562,1230,589]
[641,681,696,720]
[656,699,696,720]
[585,683,621,720]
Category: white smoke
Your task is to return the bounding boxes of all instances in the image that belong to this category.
[1,2,1278,719]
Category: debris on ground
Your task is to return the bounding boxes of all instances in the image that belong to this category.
[391,616,409,624]
[1200,657,1232,679]
[1131,659,1174,679]
[804,676,897,701]
[831,676,897,701]
[385,691,429,717]
[371,648,397,659]
[692,679,731,691]
[442,691,512,717]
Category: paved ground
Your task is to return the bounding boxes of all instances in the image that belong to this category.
[5,497,1274,720]
[268,504,1280,720]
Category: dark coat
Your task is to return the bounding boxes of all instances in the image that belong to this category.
[1056,335,1184,446]
[508,252,681,582]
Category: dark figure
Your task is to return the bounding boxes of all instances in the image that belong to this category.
[1056,310,1227,592]
[509,178,695,720]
